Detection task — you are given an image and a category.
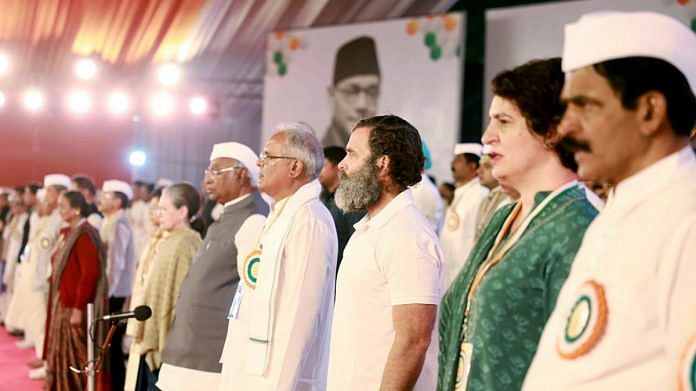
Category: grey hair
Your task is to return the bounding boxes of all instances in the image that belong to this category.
[273,121,324,180]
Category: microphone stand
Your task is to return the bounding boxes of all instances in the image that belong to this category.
[70,303,122,391]
[87,304,95,391]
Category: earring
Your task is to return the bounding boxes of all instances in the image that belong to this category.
[544,140,555,149]
[74,211,80,216]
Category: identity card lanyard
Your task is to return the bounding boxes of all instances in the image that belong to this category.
[228,195,292,320]
[454,180,577,390]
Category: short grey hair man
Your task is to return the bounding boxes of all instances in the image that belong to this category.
[272,121,324,180]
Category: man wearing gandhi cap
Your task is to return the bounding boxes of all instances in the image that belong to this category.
[323,36,381,147]
[439,143,489,286]
[5,174,69,379]
[157,142,268,391]
[523,12,696,390]
[98,179,135,391]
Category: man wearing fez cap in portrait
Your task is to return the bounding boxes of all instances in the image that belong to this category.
[323,36,381,147]
[523,11,696,390]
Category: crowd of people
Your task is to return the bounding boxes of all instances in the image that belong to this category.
[0,10,695,391]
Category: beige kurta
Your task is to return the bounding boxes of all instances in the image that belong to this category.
[125,226,201,388]
[124,230,164,391]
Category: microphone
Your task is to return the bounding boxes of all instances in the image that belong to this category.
[101,305,152,321]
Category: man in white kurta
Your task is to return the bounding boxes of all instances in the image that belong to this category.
[218,122,337,390]
[25,176,70,368]
[328,115,443,390]
[1,198,29,329]
[439,143,489,286]
[410,172,444,234]
[523,12,696,391]
[128,181,154,264]
[99,179,136,391]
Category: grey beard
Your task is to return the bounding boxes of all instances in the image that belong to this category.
[335,160,382,212]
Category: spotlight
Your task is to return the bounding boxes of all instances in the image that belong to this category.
[0,53,9,76]
[75,58,97,80]
[188,96,207,115]
[0,91,5,107]
[67,90,92,114]
[107,91,130,114]
[156,63,181,86]
[23,89,45,112]
[149,92,174,116]
[129,150,147,167]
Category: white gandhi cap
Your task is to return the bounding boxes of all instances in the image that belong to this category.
[454,143,483,157]
[102,180,133,200]
[156,178,174,189]
[209,142,260,186]
[562,11,696,95]
[43,174,71,189]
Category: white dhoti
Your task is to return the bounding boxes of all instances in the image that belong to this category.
[5,262,43,333]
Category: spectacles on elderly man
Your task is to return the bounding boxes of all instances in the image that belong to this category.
[258,152,297,164]
[204,166,242,177]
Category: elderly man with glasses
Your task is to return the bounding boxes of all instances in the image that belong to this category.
[156,142,268,391]
[218,122,338,391]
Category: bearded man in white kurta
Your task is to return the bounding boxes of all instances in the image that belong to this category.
[218,122,337,391]
[523,12,696,391]
[439,143,489,286]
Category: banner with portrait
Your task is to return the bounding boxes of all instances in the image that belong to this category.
[261,13,466,184]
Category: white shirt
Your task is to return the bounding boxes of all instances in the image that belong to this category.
[327,189,444,391]
[218,181,337,391]
[523,147,696,391]
[439,177,489,286]
[157,194,266,391]
[87,212,103,230]
[128,199,153,264]
[410,173,445,234]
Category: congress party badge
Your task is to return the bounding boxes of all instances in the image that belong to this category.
[454,342,473,390]
[680,335,696,391]
[446,210,460,231]
[242,247,262,290]
[40,236,52,250]
[557,280,608,359]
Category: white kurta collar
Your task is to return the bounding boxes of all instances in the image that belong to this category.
[454,177,481,197]
[607,146,695,215]
[223,193,251,209]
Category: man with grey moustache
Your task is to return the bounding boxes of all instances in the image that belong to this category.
[327,115,444,391]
